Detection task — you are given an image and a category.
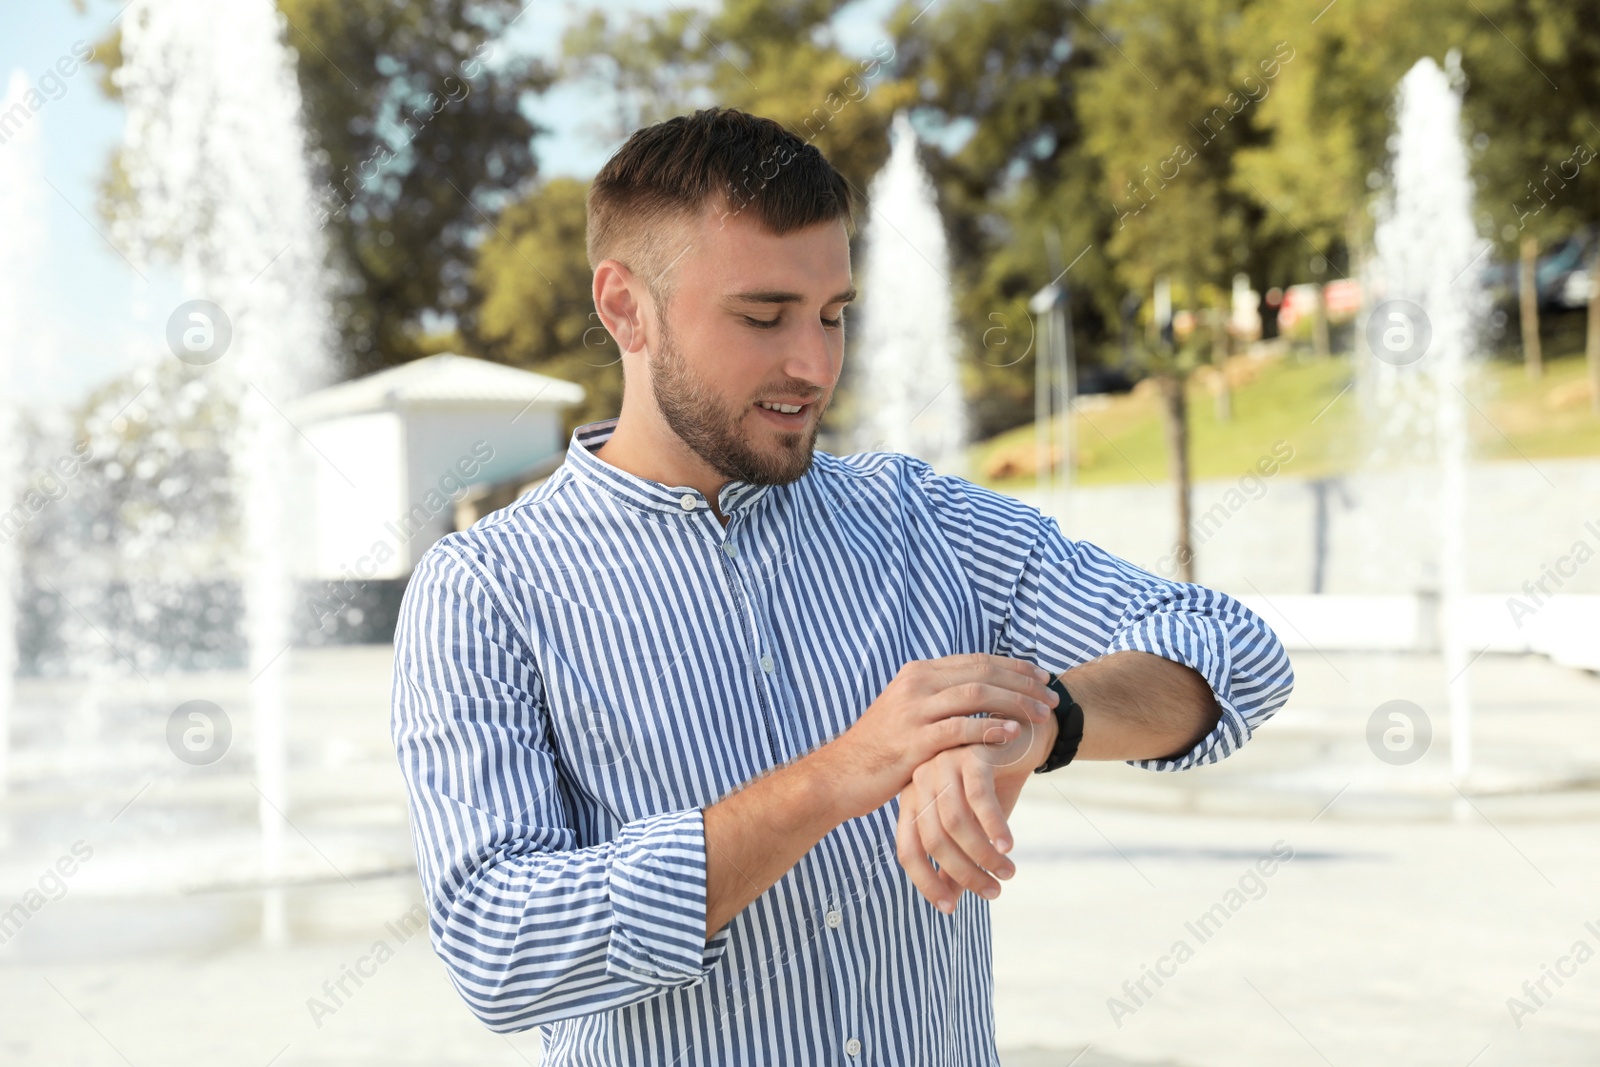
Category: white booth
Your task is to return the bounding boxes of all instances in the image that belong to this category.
[288,353,585,583]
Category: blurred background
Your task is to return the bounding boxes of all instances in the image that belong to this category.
[1,0,1598,1064]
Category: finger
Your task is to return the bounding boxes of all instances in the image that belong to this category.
[973,715,1052,771]
[986,666,1059,720]
[913,775,1001,898]
[940,768,1016,876]
[922,656,1056,715]
[919,795,1002,900]
[896,787,960,914]
[927,682,1053,725]
[934,772,1014,885]
[933,864,964,905]
[963,658,1057,704]
[906,773,972,905]
[937,653,1052,684]
[921,715,1021,762]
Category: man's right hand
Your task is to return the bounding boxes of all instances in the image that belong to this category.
[816,653,1056,823]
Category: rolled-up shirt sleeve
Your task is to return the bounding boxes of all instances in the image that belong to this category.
[911,459,1295,772]
[390,540,732,1032]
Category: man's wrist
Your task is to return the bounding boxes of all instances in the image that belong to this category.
[1032,671,1086,774]
[1031,703,1060,771]
[801,738,874,826]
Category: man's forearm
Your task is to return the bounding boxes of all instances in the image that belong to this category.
[701,747,847,941]
[1059,649,1222,763]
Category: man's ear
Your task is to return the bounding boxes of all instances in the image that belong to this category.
[593,259,648,355]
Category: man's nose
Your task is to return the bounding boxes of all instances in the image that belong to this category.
[786,317,836,388]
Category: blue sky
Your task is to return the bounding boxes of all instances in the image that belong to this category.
[0,0,898,408]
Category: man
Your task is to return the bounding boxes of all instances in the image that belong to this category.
[391,107,1295,1064]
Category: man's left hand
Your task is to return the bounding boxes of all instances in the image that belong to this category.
[894,651,1225,913]
[893,707,1056,913]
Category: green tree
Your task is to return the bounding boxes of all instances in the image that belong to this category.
[1459,0,1600,392]
[278,0,552,374]
[94,0,554,377]
[890,0,1118,441]
[562,0,914,198]
[1079,0,1275,579]
[1233,2,1457,357]
[469,177,624,433]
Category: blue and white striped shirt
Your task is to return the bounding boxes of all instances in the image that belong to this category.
[390,416,1294,1065]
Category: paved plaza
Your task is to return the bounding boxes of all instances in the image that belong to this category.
[1,646,1597,1065]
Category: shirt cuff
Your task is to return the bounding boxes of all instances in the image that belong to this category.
[1106,613,1250,772]
[605,807,733,987]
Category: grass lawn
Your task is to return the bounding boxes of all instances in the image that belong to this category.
[971,345,1600,491]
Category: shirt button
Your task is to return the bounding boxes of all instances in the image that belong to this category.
[759,654,774,674]
[825,909,842,929]
[722,541,738,557]
[679,493,697,510]
[845,1038,861,1056]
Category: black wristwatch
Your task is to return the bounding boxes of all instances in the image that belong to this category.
[1033,672,1085,774]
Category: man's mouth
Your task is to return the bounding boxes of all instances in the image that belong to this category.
[754,399,813,427]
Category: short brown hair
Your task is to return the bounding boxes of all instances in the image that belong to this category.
[586,107,855,308]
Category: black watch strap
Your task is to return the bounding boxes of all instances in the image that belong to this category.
[1033,672,1084,774]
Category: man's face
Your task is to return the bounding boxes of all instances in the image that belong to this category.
[644,204,852,487]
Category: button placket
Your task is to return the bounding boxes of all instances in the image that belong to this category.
[711,517,783,761]
[817,886,864,1064]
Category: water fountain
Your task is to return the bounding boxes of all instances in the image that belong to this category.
[1363,55,1487,788]
[0,69,46,799]
[116,0,334,941]
[853,111,968,473]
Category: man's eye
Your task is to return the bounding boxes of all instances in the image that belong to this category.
[743,316,780,330]
[822,315,844,329]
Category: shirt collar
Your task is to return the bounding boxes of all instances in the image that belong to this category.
[565,417,776,517]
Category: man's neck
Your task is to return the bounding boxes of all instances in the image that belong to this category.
[594,414,732,525]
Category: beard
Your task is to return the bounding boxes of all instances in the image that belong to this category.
[648,315,827,487]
